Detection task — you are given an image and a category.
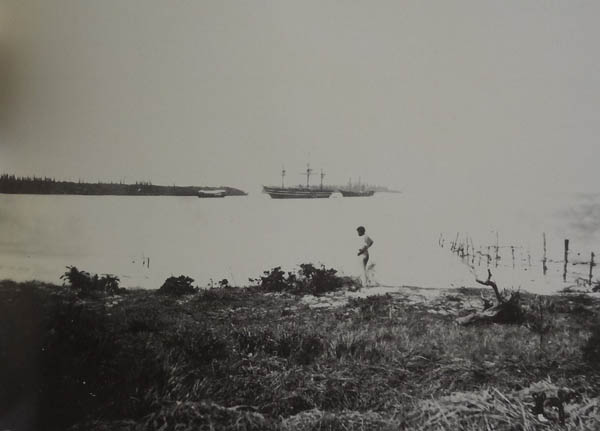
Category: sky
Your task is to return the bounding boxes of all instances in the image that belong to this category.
[0,0,599,194]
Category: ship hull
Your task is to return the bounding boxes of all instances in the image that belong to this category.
[263,186,333,199]
[339,190,375,197]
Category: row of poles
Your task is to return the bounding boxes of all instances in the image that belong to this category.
[439,232,596,286]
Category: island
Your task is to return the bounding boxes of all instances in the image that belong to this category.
[0,174,247,196]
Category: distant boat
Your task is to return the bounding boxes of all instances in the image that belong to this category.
[339,189,375,197]
[198,189,226,198]
[338,178,375,197]
[263,165,334,199]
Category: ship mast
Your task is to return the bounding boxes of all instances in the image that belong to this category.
[281,167,286,188]
[303,164,312,188]
[320,169,325,190]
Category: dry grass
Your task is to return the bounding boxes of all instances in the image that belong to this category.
[0,278,599,430]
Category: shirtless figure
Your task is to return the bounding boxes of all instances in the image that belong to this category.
[356,226,374,286]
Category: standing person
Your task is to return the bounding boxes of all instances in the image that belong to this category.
[356,226,374,286]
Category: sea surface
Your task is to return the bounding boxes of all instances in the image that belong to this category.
[1,190,599,293]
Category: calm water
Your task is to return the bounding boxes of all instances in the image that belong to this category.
[1,191,599,293]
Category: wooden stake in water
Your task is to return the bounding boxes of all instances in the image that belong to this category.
[563,239,569,282]
[589,252,595,286]
[495,231,500,268]
[542,233,548,275]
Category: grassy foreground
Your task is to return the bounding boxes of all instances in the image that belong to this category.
[0,278,599,430]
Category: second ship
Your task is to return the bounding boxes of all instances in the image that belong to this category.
[263,165,334,199]
[339,178,375,197]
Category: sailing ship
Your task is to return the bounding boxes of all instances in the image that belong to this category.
[340,189,375,197]
[263,165,334,199]
[338,178,375,197]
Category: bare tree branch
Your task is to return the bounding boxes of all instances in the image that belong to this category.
[475,269,503,303]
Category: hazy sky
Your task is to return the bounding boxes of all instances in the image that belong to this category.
[1,1,599,193]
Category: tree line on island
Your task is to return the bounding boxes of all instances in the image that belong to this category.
[0,174,246,196]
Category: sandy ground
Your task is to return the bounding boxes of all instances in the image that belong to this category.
[299,284,485,315]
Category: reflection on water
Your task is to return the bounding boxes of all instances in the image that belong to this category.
[0,191,599,293]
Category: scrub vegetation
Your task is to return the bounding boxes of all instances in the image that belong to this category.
[0,265,599,430]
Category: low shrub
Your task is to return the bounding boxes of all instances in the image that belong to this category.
[251,266,291,292]
[252,263,348,296]
[297,263,345,295]
[157,275,197,296]
[60,266,121,296]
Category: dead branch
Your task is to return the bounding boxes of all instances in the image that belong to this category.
[457,269,523,325]
[475,269,503,303]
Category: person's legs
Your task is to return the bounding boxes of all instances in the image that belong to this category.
[363,253,370,286]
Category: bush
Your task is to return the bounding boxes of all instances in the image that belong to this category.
[252,263,348,296]
[157,275,197,296]
[297,263,345,295]
[250,266,291,292]
[60,266,121,296]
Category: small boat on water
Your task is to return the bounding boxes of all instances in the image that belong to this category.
[263,165,334,199]
[198,189,226,198]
